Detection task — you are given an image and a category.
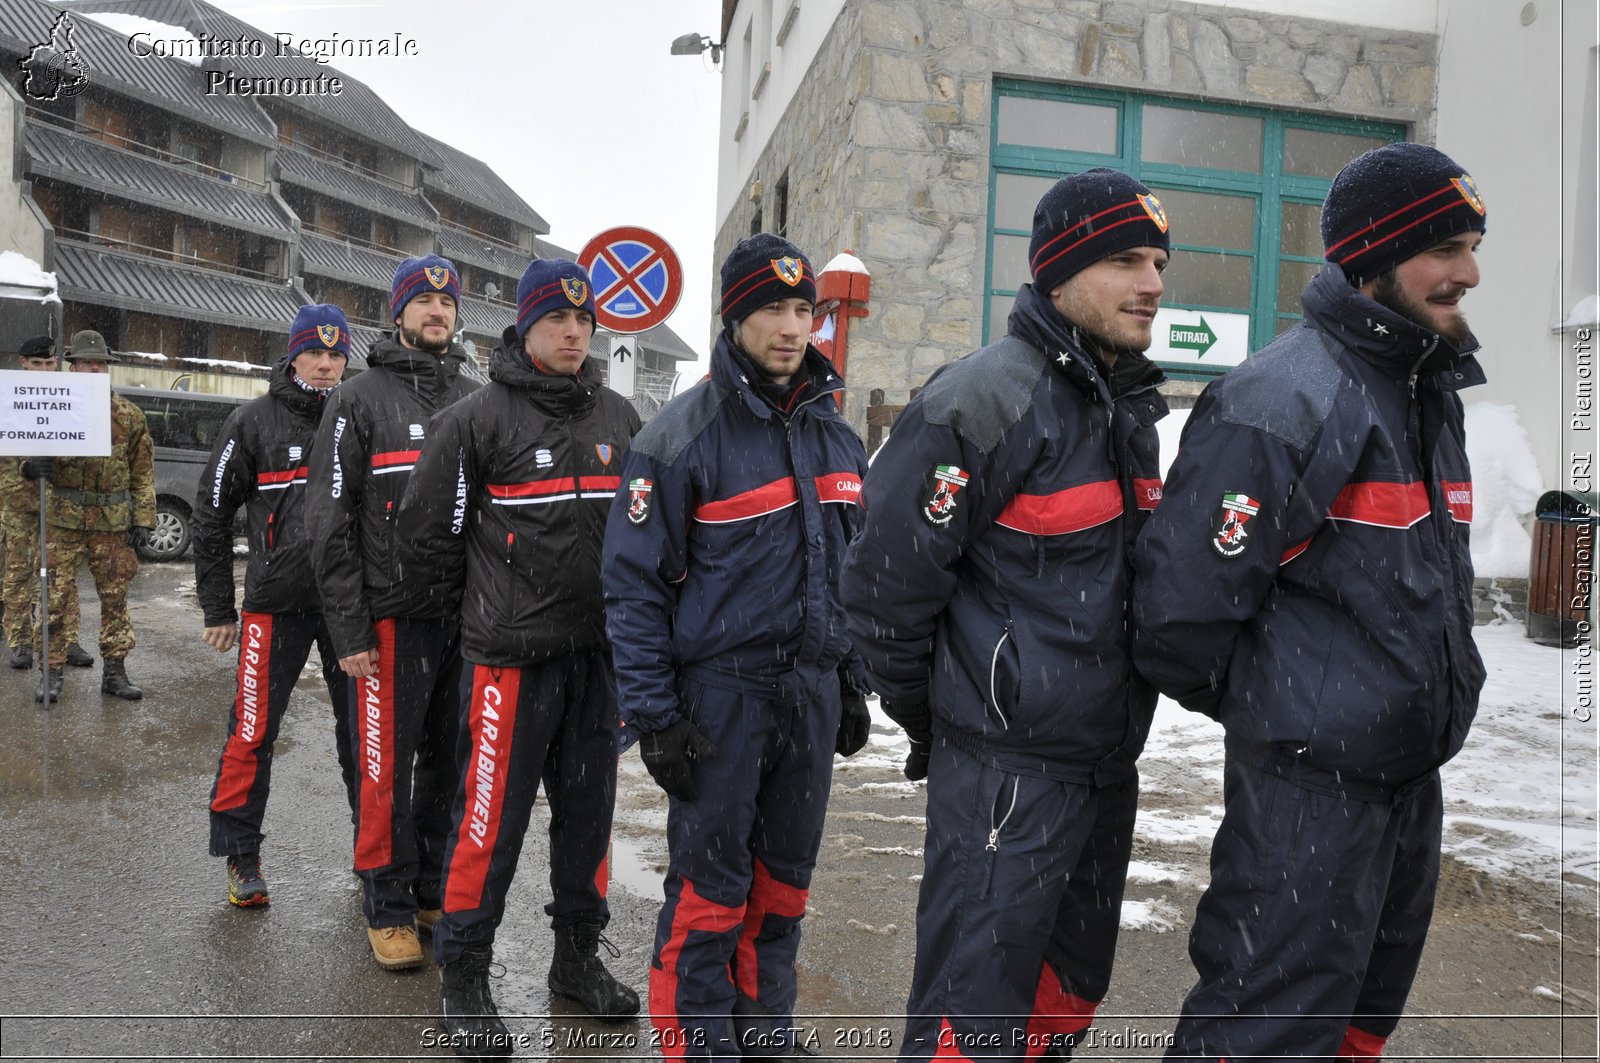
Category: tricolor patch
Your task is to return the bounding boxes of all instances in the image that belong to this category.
[1211,492,1261,558]
[562,277,588,306]
[772,256,803,286]
[627,477,654,525]
[922,464,970,527]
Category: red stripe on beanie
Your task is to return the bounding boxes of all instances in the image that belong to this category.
[1324,183,1455,256]
[1335,198,1473,265]
[1029,198,1145,271]
[720,261,813,312]
[1030,213,1156,282]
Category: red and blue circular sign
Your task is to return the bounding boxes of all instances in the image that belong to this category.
[578,226,683,335]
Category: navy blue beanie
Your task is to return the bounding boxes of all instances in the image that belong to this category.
[1029,168,1171,296]
[516,258,598,338]
[720,233,816,330]
[1321,143,1486,285]
[391,254,460,320]
[287,304,351,360]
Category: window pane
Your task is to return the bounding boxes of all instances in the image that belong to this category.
[990,233,1033,292]
[1283,127,1390,178]
[1279,201,1323,258]
[1141,106,1262,172]
[989,295,1014,340]
[1276,259,1324,313]
[1154,187,1255,251]
[996,96,1117,154]
[1162,250,1252,309]
[1276,315,1301,335]
[994,172,1058,232]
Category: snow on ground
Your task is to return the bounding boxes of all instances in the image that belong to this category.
[856,622,1597,903]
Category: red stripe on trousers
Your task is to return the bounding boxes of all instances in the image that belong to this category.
[1023,963,1098,1058]
[353,620,398,871]
[996,480,1122,535]
[733,858,809,999]
[1336,1024,1387,1061]
[444,665,522,912]
[594,844,610,900]
[1327,481,1430,528]
[648,878,745,1061]
[932,1018,976,1062]
[210,612,274,811]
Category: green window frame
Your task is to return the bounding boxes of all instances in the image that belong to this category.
[986,81,1404,378]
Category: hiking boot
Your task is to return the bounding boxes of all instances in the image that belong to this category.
[101,657,143,700]
[439,945,513,1058]
[9,644,31,669]
[65,642,94,668]
[548,920,640,1021]
[417,907,443,935]
[367,924,424,970]
[226,853,270,908]
[33,666,62,705]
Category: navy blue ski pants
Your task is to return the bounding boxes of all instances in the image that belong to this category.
[432,650,619,965]
[208,611,353,856]
[648,671,842,1062]
[1165,743,1443,1062]
[898,743,1137,1062]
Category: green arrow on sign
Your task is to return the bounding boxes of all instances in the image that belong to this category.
[1169,316,1217,357]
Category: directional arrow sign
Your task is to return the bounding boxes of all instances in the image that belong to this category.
[579,226,683,335]
[1169,316,1217,356]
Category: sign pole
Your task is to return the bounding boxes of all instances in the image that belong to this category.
[36,477,49,694]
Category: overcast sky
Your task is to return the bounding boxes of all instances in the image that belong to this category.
[211,0,726,364]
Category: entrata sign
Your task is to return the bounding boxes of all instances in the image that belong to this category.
[1147,308,1250,371]
[579,226,683,335]
[0,369,111,456]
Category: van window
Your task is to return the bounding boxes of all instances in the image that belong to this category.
[122,393,243,453]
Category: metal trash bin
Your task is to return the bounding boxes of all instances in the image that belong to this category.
[1527,489,1597,647]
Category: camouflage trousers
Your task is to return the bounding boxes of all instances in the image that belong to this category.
[4,511,78,651]
[36,528,136,668]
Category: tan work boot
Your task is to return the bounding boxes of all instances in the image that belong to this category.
[367,924,424,970]
[416,907,443,935]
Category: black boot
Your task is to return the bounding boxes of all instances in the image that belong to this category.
[438,945,513,1059]
[548,920,640,1021]
[101,657,143,700]
[34,666,63,705]
[9,644,32,669]
[65,642,94,668]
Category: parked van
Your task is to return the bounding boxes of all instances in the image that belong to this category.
[114,387,248,562]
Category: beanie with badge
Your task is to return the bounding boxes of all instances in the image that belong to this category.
[1029,168,1171,296]
[287,304,351,360]
[391,254,460,320]
[719,233,816,331]
[515,258,598,339]
[1320,142,1486,286]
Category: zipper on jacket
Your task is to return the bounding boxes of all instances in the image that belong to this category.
[987,629,1014,730]
[982,776,1021,897]
[1405,340,1436,474]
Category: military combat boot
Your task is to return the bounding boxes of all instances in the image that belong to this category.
[438,945,513,1058]
[101,657,142,700]
[34,666,63,704]
[9,644,32,669]
[548,920,640,1021]
[65,642,94,667]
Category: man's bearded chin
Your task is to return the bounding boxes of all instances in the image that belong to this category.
[1371,272,1472,346]
[401,324,451,354]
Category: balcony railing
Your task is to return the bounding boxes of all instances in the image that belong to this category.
[57,227,281,283]
[27,110,269,193]
[304,224,408,258]
[279,134,414,194]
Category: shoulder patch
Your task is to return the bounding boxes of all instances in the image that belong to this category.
[921,464,971,526]
[1211,492,1261,558]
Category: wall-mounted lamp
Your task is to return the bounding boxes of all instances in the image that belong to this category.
[670,32,724,64]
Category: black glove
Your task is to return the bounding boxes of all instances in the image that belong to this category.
[835,691,871,757]
[881,701,932,782]
[127,527,150,549]
[20,457,53,481]
[639,718,719,802]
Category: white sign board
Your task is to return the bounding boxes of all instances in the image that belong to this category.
[1147,308,1251,370]
[608,335,635,398]
[0,370,112,456]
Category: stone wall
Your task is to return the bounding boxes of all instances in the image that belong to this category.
[718,0,1439,432]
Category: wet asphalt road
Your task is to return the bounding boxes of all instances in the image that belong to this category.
[0,562,1594,1061]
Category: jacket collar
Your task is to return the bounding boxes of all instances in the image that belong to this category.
[1005,284,1165,402]
[710,330,845,421]
[488,327,600,413]
[1301,265,1486,390]
[267,356,328,419]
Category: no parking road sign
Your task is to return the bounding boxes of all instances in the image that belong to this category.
[579,226,683,335]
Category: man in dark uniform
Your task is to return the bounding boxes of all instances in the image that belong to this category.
[27,330,154,704]
[310,256,480,970]
[401,259,642,1055]
[604,234,873,1060]
[197,305,355,908]
[842,170,1171,1060]
[1134,143,1488,1062]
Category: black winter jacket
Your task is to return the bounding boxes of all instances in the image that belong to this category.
[1133,265,1486,785]
[192,359,330,624]
[398,336,641,667]
[308,336,480,658]
[842,285,1168,781]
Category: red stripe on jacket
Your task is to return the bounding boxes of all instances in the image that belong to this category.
[695,477,799,523]
[996,480,1122,535]
[257,466,309,486]
[371,450,421,469]
[1327,481,1430,528]
[487,475,622,498]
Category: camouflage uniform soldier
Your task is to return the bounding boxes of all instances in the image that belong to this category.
[29,331,155,704]
[4,337,92,674]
